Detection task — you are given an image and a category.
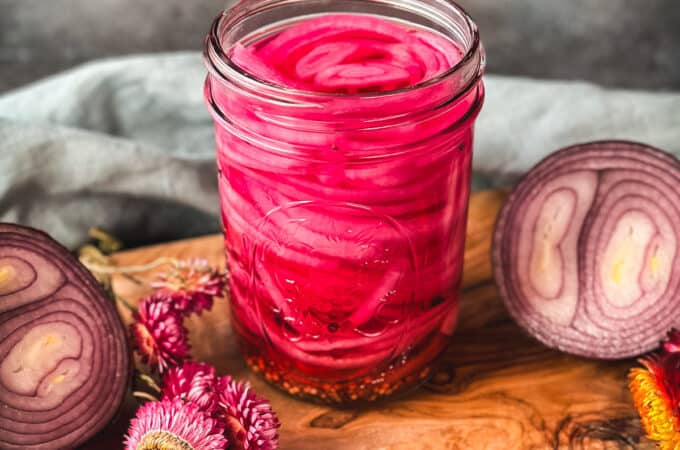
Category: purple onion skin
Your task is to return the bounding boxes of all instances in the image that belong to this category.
[492,141,680,359]
[0,224,130,449]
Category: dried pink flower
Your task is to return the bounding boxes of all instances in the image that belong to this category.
[152,259,227,315]
[217,377,280,450]
[162,361,220,413]
[663,329,680,354]
[131,294,190,373]
[125,398,227,450]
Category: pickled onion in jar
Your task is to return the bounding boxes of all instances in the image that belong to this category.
[205,9,484,403]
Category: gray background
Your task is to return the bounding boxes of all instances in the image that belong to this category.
[1,0,680,93]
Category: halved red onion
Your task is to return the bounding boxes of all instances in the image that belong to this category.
[0,224,129,449]
[492,141,680,359]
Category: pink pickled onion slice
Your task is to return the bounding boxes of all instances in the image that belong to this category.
[230,14,462,93]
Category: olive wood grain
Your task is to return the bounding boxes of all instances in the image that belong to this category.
[85,190,652,450]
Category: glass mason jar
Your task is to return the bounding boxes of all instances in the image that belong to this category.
[204,0,485,404]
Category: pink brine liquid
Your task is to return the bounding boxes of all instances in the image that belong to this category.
[206,12,484,403]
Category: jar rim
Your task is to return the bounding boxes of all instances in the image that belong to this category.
[204,0,484,101]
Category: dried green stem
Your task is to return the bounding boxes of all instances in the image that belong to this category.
[138,373,162,393]
[83,257,178,275]
[115,295,136,313]
[132,391,159,402]
[88,227,123,253]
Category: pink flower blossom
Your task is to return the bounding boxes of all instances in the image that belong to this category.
[217,377,280,450]
[663,329,680,354]
[131,294,190,373]
[162,361,220,412]
[152,259,227,315]
[125,398,227,450]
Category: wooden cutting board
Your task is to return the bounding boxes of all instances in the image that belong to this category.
[85,190,652,450]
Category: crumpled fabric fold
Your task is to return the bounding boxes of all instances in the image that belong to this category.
[1,52,678,247]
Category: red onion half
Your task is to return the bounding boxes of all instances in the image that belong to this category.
[0,224,129,449]
[492,141,680,359]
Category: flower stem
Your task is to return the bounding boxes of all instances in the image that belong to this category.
[138,373,162,393]
[132,391,159,402]
[84,257,178,275]
[115,295,136,313]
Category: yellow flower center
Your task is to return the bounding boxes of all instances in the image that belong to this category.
[136,431,193,450]
[629,368,680,449]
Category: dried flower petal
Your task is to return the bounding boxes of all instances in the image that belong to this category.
[131,294,190,373]
[217,377,280,450]
[153,259,227,315]
[162,361,220,413]
[663,329,680,354]
[125,398,227,450]
[629,352,680,449]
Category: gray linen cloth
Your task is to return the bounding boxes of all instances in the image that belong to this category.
[1,52,678,248]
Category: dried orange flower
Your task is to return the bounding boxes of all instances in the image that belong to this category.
[629,351,680,449]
